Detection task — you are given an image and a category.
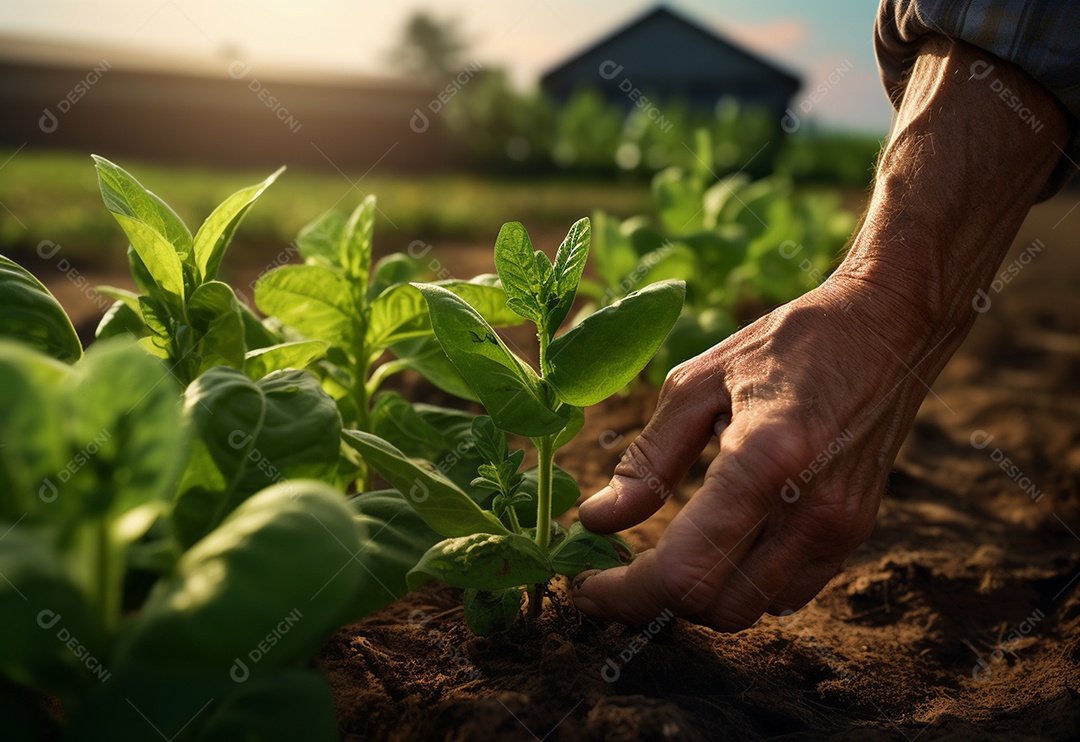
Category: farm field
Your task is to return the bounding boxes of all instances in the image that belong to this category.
[322,195,1079,740]
[27,184,1080,740]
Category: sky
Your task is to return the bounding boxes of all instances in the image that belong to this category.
[0,0,895,132]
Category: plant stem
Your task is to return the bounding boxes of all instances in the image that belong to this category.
[92,517,118,634]
[365,358,408,398]
[354,354,372,491]
[538,322,550,376]
[505,503,522,534]
[527,583,544,621]
[534,434,555,550]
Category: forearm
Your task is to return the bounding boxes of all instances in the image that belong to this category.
[831,34,1072,353]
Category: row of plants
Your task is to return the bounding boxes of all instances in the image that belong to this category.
[0,146,853,739]
[575,130,857,384]
[444,69,880,186]
[0,156,682,739]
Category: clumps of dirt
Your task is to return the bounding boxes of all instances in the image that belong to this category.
[320,201,1080,740]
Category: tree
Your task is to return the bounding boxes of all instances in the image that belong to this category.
[386,10,469,79]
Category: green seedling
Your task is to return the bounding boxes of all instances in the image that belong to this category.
[254,199,527,489]
[0,258,438,740]
[345,218,685,632]
[91,157,333,387]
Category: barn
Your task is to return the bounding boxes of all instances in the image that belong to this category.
[540,5,801,119]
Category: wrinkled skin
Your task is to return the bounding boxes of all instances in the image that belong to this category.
[574,34,1073,631]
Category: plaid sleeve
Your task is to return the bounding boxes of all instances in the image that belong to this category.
[876,0,1080,194]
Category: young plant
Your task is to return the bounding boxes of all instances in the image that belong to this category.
[579,129,855,384]
[0,258,439,740]
[253,200,527,488]
[92,157,330,387]
[345,218,685,632]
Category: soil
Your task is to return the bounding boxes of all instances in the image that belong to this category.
[318,196,1080,741]
[35,197,1080,740]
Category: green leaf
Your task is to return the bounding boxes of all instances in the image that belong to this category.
[438,277,528,328]
[243,340,329,379]
[414,283,569,437]
[255,264,357,353]
[407,532,553,590]
[342,195,376,285]
[367,283,429,350]
[552,405,584,451]
[175,368,342,546]
[590,210,640,295]
[463,587,523,635]
[239,302,282,351]
[187,280,246,374]
[368,252,421,301]
[136,296,172,359]
[470,416,508,464]
[296,210,347,267]
[0,255,82,363]
[547,280,685,406]
[61,338,183,536]
[493,222,544,322]
[102,483,363,736]
[370,391,447,460]
[346,489,442,617]
[0,525,97,693]
[193,166,284,283]
[93,155,189,307]
[341,430,507,538]
[96,299,147,341]
[199,668,339,742]
[391,336,479,403]
[516,465,580,525]
[0,342,69,518]
[653,166,705,235]
[548,521,632,578]
[646,310,735,386]
[548,217,590,334]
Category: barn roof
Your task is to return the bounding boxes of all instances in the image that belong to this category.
[540,4,801,92]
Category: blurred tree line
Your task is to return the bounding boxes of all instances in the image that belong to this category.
[387,11,884,187]
[441,69,882,187]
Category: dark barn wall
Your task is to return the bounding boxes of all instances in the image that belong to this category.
[0,61,456,172]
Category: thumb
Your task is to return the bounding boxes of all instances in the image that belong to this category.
[578,367,726,533]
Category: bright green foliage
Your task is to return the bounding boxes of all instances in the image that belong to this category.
[0,218,458,738]
[0,255,83,363]
[254,199,527,487]
[579,130,856,384]
[354,218,683,633]
[91,156,325,387]
[0,332,409,740]
[173,367,344,547]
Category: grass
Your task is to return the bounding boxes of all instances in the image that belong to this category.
[0,148,653,270]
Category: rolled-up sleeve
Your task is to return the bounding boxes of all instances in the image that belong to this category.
[876,0,1080,194]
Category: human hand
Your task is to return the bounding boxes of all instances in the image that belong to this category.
[573,279,946,631]
[573,29,1072,631]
